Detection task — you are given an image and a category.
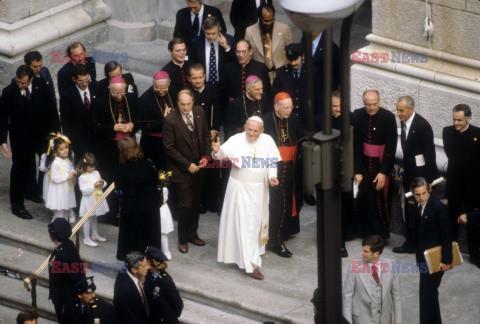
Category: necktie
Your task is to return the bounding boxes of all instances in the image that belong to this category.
[209,43,218,84]
[293,70,299,79]
[371,264,380,284]
[418,204,423,220]
[25,88,31,101]
[186,114,194,131]
[193,14,199,36]
[138,281,150,316]
[84,91,91,111]
[400,121,406,147]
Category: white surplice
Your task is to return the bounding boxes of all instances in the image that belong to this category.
[216,133,281,273]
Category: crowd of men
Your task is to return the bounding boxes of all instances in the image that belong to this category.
[2,0,479,323]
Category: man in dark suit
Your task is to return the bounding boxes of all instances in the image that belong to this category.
[393,96,439,254]
[303,32,340,129]
[173,0,227,47]
[48,218,86,322]
[189,16,235,87]
[230,0,259,40]
[163,90,212,253]
[11,51,57,202]
[96,61,138,99]
[57,41,96,97]
[113,251,150,324]
[218,39,272,115]
[60,64,97,165]
[411,177,452,324]
[0,65,60,219]
[442,103,480,267]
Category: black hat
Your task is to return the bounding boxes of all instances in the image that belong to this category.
[48,218,72,242]
[145,245,168,262]
[285,43,304,61]
[73,276,96,294]
[311,288,320,305]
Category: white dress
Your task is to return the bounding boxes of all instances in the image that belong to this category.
[160,187,174,234]
[45,157,77,210]
[216,133,281,273]
[78,171,110,217]
[39,153,50,201]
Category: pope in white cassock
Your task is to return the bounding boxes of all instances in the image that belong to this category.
[212,116,281,280]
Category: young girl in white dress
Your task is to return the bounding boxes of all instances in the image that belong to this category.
[77,153,109,247]
[44,134,77,222]
[160,187,174,259]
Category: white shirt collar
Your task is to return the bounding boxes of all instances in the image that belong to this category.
[76,84,90,97]
[312,33,322,54]
[20,83,33,96]
[405,111,415,129]
[126,269,142,295]
[190,5,205,28]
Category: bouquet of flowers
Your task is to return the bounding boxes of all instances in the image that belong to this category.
[158,170,173,188]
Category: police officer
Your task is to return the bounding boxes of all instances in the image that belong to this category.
[144,246,184,323]
[48,218,86,321]
[61,276,116,324]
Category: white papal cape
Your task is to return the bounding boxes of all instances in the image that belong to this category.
[216,133,281,273]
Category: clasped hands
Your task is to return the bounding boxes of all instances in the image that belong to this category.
[188,158,208,174]
[354,173,386,191]
[114,122,134,133]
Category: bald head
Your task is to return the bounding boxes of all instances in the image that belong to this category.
[110,81,126,102]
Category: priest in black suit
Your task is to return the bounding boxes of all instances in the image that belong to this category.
[353,90,397,239]
[162,38,191,91]
[263,92,304,258]
[230,0,259,40]
[57,41,96,97]
[173,0,227,47]
[189,16,235,87]
[96,61,138,99]
[137,71,178,171]
[0,65,60,219]
[90,76,138,224]
[411,177,452,324]
[442,104,480,266]
[188,63,222,213]
[113,252,150,324]
[224,76,271,139]
[60,64,97,166]
[218,39,272,116]
[393,96,439,255]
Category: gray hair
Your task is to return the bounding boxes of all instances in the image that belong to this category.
[397,95,415,109]
[362,89,380,101]
[246,78,262,89]
[410,177,428,192]
[125,251,145,271]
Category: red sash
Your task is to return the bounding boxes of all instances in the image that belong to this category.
[363,142,389,206]
[114,133,134,141]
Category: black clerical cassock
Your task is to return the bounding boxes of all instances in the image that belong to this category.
[191,84,222,132]
[353,107,397,239]
[137,85,178,170]
[224,93,270,139]
[161,61,190,91]
[263,110,304,246]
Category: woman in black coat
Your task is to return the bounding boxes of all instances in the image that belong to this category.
[115,138,162,261]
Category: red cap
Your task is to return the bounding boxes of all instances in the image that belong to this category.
[274,92,291,101]
[110,76,125,84]
[245,75,260,84]
[153,71,169,80]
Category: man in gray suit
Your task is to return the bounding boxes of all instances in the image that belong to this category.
[343,235,402,324]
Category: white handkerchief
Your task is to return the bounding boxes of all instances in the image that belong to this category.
[353,180,359,198]
[415,154,425,167]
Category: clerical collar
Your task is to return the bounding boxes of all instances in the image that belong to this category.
[241,60,251,68]
[193,85,205,93]
[245,92,255,101]
[332,114,340,118]
[459,124,470,133]
[172,60,184,68]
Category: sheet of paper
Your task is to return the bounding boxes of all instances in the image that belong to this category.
[415,154,425,167]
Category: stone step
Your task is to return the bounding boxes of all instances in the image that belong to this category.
[0,241,262,323]
[0,212,315,323]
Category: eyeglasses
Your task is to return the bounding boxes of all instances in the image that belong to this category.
[173,49,187,53]
[154,88,169,91]
[111,92,126,96]
[77,78,91,84]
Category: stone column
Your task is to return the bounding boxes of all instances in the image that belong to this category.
[0,0,112,87]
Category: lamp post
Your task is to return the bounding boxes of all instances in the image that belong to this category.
[279,1,364,323]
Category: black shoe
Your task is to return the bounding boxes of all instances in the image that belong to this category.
[269,244,292,258]
[342,247,348,258]
[200,205,207,214]
[392,246,415,254]
[25,195,43,204]
[304,195,316,206]
[13,209,33,220]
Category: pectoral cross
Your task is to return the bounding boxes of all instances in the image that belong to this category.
[281,129,288,143]
[117,113,124,124]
